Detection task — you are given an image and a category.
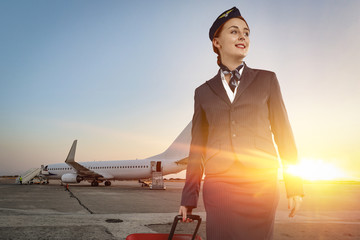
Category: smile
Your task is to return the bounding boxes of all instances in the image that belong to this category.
[235,44,246,49]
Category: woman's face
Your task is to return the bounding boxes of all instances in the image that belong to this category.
[213,18,250,62]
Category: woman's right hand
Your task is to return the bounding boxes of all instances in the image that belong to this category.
[179,205,193,222]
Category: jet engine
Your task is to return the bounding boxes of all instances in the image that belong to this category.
[61,173,82,183]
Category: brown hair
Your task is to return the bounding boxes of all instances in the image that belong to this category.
[212,16,250,66]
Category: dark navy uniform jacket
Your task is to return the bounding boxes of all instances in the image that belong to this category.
[181,63,304,207]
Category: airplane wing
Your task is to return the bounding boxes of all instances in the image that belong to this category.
[65,140,103,178]
[66,160,103,178]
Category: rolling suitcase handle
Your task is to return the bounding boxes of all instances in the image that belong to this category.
[168,215,202,240]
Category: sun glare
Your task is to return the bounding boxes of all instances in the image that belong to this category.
[285,158,346,181]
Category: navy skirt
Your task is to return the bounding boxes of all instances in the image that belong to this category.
[203,164,280,240]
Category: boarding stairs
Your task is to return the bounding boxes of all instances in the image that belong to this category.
[150,161,166,190]
[15,168,41,184]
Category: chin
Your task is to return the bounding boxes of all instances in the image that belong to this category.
[232,50,247,57]
[233,54,247,60]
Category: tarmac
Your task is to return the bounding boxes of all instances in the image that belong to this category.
[0,178,359,240]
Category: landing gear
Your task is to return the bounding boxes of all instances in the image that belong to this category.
[104,181,111,186]
[139,179,150,187]
[91,180,99,186]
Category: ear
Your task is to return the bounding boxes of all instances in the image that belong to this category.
[212,38,221,49]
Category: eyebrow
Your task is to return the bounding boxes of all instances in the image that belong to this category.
[228,25,250,32]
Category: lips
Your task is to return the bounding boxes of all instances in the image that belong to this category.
[235,43,246,49]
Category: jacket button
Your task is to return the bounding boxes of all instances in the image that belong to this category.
[232,133,236,137]
[231,120,236,125]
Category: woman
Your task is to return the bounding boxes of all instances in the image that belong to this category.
[179,7,304,240]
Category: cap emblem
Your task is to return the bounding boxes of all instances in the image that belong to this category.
[218,9,234,19]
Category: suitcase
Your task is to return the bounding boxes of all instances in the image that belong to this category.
[126,215,202,240]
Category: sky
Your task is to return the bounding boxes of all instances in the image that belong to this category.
[0,0,359,180]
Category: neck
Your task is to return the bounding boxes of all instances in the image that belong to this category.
[220,57,244,71]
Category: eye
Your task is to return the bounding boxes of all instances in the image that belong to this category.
[244,32,250,37]
[231,30,238,34]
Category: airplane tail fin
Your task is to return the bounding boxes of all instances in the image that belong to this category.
[65,140,77,163]
[147,121,192,161]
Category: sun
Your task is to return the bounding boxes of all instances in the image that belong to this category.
[285,158,346,181]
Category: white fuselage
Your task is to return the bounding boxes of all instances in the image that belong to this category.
[46,158,185,181]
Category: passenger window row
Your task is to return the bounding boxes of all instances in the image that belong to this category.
[49,165,149,170]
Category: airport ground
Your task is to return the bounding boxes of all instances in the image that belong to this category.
[0,178,359,240]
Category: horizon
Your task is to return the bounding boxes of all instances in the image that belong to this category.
[2,174,360,184]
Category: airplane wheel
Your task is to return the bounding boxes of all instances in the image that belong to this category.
[91,180,99,186]
[105,181,111,186]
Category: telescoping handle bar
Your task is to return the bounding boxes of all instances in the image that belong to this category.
[168,215,202,240]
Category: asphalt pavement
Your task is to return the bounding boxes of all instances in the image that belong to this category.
[0,178,359,240]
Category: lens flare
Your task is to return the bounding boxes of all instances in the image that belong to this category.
[285,158,346,181]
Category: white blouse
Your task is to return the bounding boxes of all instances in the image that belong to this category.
[220,66,245,103]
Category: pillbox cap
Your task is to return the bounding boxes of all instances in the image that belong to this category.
[209,7,243,41]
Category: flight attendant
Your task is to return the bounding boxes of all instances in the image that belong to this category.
[179,7,304,240]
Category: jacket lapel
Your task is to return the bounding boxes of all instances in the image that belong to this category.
[233,63,257,103]
[206,71,232,106]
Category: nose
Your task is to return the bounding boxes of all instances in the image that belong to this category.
[238,32,245,40]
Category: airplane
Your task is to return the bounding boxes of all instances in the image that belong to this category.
[42,121,192,186]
